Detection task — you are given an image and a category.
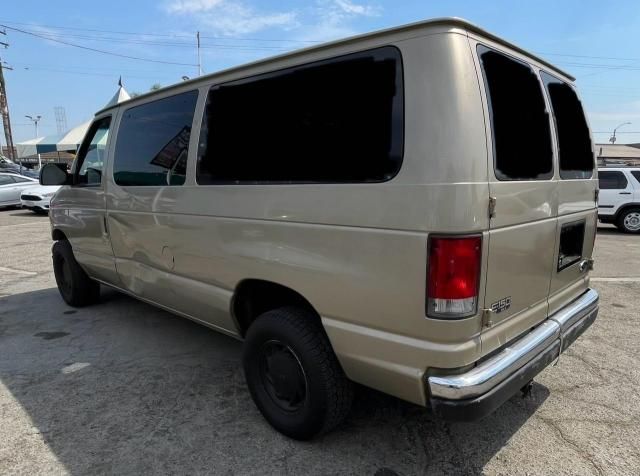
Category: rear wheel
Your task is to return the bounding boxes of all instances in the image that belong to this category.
[243,306,353,440]
[616,208,640,234]
[52,240,100,306]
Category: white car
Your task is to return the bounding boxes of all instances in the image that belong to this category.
[598,167,640,233]
[20,184,61,214]
[0,173,38,208]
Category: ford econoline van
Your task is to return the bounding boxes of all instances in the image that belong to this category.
[41,18,599,440]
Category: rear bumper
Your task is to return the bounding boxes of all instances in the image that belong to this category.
[428,288,599,421]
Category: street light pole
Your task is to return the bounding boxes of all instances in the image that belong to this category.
[25,114,42,170]
[610,121,631,144]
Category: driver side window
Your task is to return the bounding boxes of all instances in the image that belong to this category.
[76,117,112,186]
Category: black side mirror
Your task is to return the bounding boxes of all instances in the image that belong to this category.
[40,163,71,186]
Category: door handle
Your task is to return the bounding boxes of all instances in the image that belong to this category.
[619,192,631,195]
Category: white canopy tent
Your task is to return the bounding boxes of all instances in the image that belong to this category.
[104,85,131,109]
[56,121,91,152]
[15,83,130,159]
[16,135,61,158]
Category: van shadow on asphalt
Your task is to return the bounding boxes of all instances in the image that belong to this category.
[0,208,42,217]
[0,287,548,475]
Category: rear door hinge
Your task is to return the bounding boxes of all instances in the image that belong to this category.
[594,189,599,203]
[488,196,497,219]
[482,308,494,328]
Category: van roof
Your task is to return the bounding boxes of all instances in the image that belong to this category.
[97,17,574,115]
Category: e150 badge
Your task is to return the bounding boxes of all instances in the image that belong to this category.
[491,296,512,314]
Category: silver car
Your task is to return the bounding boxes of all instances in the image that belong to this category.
[0,173,38,208]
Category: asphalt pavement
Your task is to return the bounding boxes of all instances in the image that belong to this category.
[1,209,638,475]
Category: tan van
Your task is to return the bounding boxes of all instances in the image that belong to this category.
[41,18,599,440]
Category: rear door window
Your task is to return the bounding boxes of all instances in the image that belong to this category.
[541,72,593,179]
[631,170,640,185]
[598,171,628,189]
[478,46,553,181]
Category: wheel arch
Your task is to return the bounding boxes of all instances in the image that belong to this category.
[231,279,321,337]
[52,228,68,241]
[615,203,640,218]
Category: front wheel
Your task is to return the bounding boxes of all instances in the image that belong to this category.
[617,208,640,234]
[52,240,100,307]
[243,306,353,440]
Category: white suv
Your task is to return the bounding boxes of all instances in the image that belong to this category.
[598,167,640,233]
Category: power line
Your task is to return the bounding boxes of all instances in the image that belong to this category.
[23,30,290,51]
[537,52,640,62]
[555,61,640,71]
[13,123,56,128]
[18,65,177,80]
[0,24,198,66]
[9,61,184,74]
[0,19,321,43]
[581,85,640,91]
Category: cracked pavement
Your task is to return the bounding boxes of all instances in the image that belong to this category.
[0,209,638,475]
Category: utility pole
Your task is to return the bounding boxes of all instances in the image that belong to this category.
[0,30,16,161]
[197,31,202,76]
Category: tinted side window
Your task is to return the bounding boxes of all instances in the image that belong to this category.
[541,72,593,179]
[197,46,404,184]
[75,117,112,186]
[631,170,640,185]
[114,90,198,186]
[598,171,628,189]
[12,176,32,183]
[0,175,12,185]
[479,47,553,181]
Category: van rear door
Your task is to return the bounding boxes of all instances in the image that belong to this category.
[540,72,597,315]
[473,45,559,345]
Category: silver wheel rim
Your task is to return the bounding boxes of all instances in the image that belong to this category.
[623,212,640,231]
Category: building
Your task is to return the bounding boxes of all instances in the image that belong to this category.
[2,146,16,158]
[596,143,640,166]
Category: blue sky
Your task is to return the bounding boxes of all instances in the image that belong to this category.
[2,0,640,144]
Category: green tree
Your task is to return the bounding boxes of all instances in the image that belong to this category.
[130,83,162,98]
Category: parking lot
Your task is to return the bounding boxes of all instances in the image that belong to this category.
[1,208,639,476]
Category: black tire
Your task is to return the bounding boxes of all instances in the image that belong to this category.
[52,240,100,307]
[616,208,640,234]
[243,306,354,440]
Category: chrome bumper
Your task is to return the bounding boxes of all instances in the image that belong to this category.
[428,288,599,401]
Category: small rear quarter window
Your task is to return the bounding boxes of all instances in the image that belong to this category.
[541,72,593,179]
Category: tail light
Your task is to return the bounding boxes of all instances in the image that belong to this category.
[427,236,482,319]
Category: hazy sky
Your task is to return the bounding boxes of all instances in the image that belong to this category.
[2,0,640,144]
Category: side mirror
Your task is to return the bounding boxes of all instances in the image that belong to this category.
[40,163,71,186]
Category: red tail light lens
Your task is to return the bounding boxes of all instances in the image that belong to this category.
[427,236,482,318]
